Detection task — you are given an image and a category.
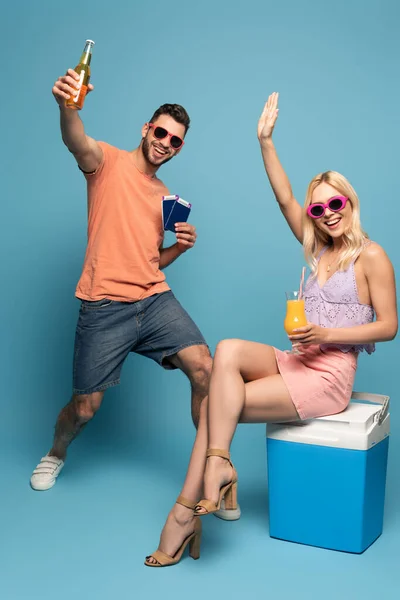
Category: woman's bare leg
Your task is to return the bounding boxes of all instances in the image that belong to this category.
[199,339,298,509]
[145,397,208,564]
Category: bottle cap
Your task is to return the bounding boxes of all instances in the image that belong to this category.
[85,39,95,45]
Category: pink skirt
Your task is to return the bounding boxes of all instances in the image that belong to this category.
[274,344,358,420]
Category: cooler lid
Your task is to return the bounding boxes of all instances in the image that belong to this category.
[266,392,390,450]
[317,402,380,428]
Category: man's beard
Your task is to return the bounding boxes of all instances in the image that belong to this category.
[142,136,173,167]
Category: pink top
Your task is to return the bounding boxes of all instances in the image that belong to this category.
[303,246,375,354]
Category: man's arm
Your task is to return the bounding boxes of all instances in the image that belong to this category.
[159,243,184,269]
[53,68,102,172]
[159,222,198,269]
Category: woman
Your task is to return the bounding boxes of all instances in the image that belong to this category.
[144,92,397,567]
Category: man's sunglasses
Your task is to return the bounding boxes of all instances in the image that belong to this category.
[147,123,184,150]
[307,195,349,219]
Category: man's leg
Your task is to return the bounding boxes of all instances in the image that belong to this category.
[170,344,212,427]
[49,391,104,460]
[30,392,105,491]
[31,298,139,491]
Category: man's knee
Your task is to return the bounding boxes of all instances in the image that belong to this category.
[189,352,212,427]
[73,391,104,423]
[188,350,213,393]
[171,345,212,427]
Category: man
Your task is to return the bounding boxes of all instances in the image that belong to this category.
[30,67,212,491]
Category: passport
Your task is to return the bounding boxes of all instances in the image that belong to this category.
[162,195,192,232]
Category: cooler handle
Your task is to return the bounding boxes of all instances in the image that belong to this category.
[351,391,390,426]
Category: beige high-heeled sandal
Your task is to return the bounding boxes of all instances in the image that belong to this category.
[195,449,238,516]
[144,495,202,568]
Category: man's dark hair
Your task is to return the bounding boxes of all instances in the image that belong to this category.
[149,104,190,135]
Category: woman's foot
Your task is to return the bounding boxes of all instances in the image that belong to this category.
[145,503,197,566]
[195,455,235,515]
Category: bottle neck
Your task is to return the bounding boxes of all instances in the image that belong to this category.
[79,42,93,66]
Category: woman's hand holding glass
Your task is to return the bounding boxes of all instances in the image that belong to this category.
[289,323,330,347]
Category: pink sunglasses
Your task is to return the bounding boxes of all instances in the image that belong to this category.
[307,195,349,219]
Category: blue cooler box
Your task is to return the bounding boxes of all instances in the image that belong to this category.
[266,392,390,553]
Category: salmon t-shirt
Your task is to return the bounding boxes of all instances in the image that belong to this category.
[75,141,170,302]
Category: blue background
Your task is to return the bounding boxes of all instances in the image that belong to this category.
[1,0,399,598]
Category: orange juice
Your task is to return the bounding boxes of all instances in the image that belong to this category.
[284,299,307,335]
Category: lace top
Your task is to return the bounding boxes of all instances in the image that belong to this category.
[303,246,375,354]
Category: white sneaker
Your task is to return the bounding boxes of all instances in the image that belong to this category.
[214,498,241,521]
[30,455,64,491]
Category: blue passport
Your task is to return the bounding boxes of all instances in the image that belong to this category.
[162,195,192,232]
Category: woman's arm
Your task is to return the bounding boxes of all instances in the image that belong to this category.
[326,244,398,345]
[258,92,303,243]
[290,244,398,346]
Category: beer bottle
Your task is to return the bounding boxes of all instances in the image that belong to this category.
[66,39,95,110]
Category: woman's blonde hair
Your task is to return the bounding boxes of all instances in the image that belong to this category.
[303,171,369,275]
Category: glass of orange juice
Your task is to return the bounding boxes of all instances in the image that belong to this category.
[284,291,307,354]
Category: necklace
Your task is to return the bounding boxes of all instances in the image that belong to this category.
[326,248,341,272]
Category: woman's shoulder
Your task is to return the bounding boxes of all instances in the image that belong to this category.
[360,240,385,259]
[358,241,392,271]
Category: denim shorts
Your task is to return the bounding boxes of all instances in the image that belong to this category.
[73,291,208,395]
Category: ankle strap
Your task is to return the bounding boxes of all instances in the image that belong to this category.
[176,495,196,510]
[206,448,230,460]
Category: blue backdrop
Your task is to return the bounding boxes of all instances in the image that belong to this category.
[1,0,399,598]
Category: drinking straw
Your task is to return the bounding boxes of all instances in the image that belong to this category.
[299,267,306,299]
